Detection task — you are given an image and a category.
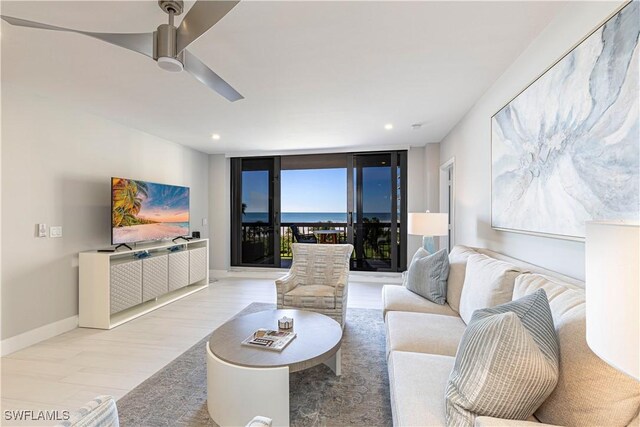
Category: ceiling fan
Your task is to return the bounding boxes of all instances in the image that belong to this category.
[1,0,243,102]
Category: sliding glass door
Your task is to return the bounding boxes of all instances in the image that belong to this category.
[230,157,280,267]
[231,151,406,271]
[350,152,407,271]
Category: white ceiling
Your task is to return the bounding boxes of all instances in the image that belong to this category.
[1,1,566,155]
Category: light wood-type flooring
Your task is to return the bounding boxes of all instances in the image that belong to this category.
[0,276,388,426]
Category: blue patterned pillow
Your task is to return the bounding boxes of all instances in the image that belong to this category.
[405,248,449,304]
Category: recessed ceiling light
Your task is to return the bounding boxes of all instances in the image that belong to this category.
[211,134,221,140]
[384,124,393,130]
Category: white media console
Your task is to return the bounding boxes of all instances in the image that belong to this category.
[79,239,209,329]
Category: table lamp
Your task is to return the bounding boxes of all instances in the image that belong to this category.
[408,211,449,254]
[585,221,639,379]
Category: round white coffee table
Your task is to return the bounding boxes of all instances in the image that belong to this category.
[206,309,343,427]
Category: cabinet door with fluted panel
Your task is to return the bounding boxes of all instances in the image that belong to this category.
[142,255,169,302]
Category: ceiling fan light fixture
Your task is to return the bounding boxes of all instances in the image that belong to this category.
[157,56,183,72]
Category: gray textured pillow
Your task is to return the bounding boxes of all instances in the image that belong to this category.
[445,289,559,427]
[405,248,449,305]
[401,247,431,285]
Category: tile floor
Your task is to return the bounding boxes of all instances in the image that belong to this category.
[0,277,387,426]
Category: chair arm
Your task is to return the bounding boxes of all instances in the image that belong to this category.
[474,417,560,427]
[334,272,349,298]
[275,273,298,296]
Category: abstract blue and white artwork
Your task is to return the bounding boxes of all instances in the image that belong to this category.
[491,1,639,239]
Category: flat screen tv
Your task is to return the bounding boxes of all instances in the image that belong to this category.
[111,177,190,245]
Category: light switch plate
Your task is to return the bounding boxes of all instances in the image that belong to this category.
[50,226,63,238]
[202,218,208,226]
[37,224,47,238]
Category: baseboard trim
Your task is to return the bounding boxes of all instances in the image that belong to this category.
[0,315,78,357]
[210,269,403,284]
[210,268,287,280]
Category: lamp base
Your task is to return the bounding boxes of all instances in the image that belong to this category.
[422,236,436,254]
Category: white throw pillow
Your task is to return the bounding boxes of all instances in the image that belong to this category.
[458,254,521,324]
[446,246,477,313]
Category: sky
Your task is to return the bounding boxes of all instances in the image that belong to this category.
[138,181,190,223]
[242,167,393,213]
[281,169,347,213]
[242,171,270,213]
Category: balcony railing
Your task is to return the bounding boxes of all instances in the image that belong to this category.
[241,222,395,265]
[280,222,348,259]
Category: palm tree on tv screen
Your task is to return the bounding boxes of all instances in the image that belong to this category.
[112,178,150,227]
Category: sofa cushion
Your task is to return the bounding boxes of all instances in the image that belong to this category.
[447,245,478,313]
[388,351,454,427]
[382,285,457,318]
[283,285,335,309]
[385,311,466,357]
[446,290,559,427]
[459,254,521,324]
[406,248,449,305]
[515,274,640,427]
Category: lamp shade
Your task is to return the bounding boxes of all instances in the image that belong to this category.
[585,221,640,380]
[408,212,448,236]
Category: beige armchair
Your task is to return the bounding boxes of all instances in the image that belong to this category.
[276,243,354,327]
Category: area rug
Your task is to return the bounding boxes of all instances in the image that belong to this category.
[116,303,392,427]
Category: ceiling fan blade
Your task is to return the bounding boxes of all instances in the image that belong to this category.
[183,50,243,102]
[1,15,153,58]
[176,0,239,53]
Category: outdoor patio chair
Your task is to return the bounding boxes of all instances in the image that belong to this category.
[290,225,318,243]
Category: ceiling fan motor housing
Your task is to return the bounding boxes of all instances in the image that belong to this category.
[1,0,242,101]
[154,24,183,72]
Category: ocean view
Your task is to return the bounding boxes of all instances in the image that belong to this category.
[112,221,190,244]
[243,212,393,223]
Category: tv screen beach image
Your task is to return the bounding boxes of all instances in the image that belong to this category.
[112,178,189,244]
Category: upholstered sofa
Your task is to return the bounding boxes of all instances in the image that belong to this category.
[383,245,640,427]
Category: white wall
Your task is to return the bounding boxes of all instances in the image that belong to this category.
[439,1,626,280]
[407,146,426,260]
[208,154,231,271]
[1,85,210,341]
[407,144,441,261]
[424,143,440,212]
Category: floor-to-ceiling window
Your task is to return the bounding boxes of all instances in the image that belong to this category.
[231,157,280,267]
[352,152,406,271]
[280,154,348,267]
[231,151,407,271]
